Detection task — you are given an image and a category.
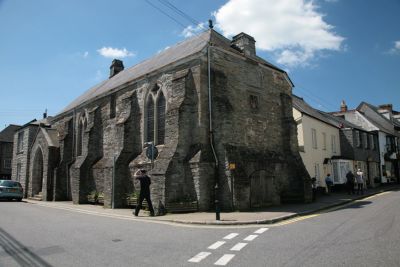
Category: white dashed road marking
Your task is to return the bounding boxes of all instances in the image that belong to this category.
[188,252,211,263]
[214,254,235,266]
[188,228,268,264]
[244,234,258,241]
[230,243,247,251]
[208,241,226,250]
[254,227,269,234]
[223,233,239,240]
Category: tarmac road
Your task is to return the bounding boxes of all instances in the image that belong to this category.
[0,190,400,266]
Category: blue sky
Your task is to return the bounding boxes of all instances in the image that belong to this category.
[0,0,399,129]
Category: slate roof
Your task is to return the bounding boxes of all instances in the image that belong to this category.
[320,111,365,132]
[57,29,288,117]
[0,125,20,142]
[18,117,53,131]
[292,95,340,128]
[292,95,364,131]
[357,102,399,136]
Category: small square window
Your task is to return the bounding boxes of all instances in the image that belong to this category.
[311,129,317,149]
[3,159,11,169]
[17,131,24,153]
[249,94,259,113]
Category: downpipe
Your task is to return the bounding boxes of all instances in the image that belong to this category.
[208,44,220,220]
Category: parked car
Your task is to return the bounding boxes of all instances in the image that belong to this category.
[0,180,23,201]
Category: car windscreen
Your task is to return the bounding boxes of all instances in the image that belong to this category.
[0,180,21,187]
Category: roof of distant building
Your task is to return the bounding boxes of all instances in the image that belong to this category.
[293,95,365,131]
[357,102,399,136]
[292,95,338,128]
[0,124,21,142]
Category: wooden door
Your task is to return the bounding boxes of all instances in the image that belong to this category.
[250,170,273,208]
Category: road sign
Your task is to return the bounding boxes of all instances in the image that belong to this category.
[146,144,158,160]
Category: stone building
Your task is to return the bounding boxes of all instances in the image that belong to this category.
[13,29,310,213]
[11,118,55,199]
[0,124,20,180]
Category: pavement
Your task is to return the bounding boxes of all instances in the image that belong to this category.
[25,184,400,226]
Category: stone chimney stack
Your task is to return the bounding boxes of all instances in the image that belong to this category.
[109,59,124,78]
[231,32,256,57]
[340,100,348,112]
[378,104,393,112]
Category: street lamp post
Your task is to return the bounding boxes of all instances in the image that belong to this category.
[215,183,220,220]
[112,154,116,209]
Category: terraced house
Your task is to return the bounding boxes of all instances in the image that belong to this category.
[333,102,400,184]
[12,29,311,214]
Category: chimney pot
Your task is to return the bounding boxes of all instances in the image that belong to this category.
[231,32,256,57]
[109,59,124,78]
[208,19,213,29]
[340,100,348,112]
[378,104,393,112]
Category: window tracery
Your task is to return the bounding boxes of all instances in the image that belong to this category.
[145,84,167,145]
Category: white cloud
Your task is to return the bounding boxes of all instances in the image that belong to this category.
[277,49,314,67]
[97,47,135,58]
[389,40,400,54]
[181,23,206,38]
[214,0,345,67]
[83,51,89,58]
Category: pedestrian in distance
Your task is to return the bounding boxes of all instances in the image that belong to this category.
[133,169,155,217]
[346,170,355,195]
[325,173,333,194]
[311,177,317,202]
[356,168,364,195]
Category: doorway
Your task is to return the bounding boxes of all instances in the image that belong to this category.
[250,170,274,208]
[32,148,44,196]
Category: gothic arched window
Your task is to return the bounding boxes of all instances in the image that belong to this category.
[156,92,166,145]
[145,85,167,146]
[77,116,86,156]
[146,96,155,143]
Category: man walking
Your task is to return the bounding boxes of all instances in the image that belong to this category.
[134,169,155,216]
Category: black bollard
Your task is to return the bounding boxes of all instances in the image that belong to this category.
[215,183,220,221]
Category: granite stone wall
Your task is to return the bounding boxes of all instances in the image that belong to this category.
[15,42,310,212]
[53,118,73,201]
[11,125,38,197]
[206,47,310,209]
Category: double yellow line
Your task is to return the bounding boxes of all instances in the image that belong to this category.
[274,214,319,226]
[273,191,392,227]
